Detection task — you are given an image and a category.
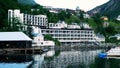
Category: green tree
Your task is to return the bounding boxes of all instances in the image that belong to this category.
[66,15,80,24]
[58,10,66,21]
[44,35,61,46]
[105,25,116,35]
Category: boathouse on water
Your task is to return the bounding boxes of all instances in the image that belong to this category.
[0,32,32,48]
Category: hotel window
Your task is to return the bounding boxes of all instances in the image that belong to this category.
[81,31,83,33]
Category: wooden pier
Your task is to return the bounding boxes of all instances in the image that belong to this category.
[2,48,45,55]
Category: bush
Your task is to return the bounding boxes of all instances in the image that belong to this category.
[44,35,61,46]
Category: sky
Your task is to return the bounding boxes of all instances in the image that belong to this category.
[34,0,109,11]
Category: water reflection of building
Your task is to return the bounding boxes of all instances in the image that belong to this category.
[41,50,101,68]
[45,50,55,57]
[31,54,45,68]
[31,50,55,68]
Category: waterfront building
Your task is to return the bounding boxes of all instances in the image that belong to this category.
[0,32,32,48]
[32,19,104,45]
[41,28,96,43]
[32,27,55,47]
[32,35,55,47]
[33,27,96,45]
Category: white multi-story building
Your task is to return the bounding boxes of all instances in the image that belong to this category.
[8,9,25,30]
[23,14,48,27]
[8,9,48,27]
[8,9,24,23]
[38,28,96,44]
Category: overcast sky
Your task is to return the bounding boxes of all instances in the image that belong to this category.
[34,0,109,11]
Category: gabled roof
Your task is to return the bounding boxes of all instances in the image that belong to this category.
[0,32,32,41]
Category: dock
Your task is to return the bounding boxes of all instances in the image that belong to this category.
[1,48,46,55]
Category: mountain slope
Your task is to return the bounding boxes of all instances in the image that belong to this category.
[89,0,120,19]
[18,0,36,5]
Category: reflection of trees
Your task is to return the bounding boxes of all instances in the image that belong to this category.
[44,57,54,62]
[90,58,120,68]
[109,59,120,68]
[90,57,106,68]
[67,64,86,68]
[55,50,60,56]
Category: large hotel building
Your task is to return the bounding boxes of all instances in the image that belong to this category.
[8,9,105,45]
[8,9,48,31]
[32,24,97,45]
[40,28,96,43]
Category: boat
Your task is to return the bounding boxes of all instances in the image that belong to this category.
[99,47,120,58]
[107,47,120,57]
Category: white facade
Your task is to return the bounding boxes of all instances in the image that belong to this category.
[95,33,105,42]
[103,22,109,27]
[49,21,67,29]
[116,15,120,21]
[83,13,90,19]
[23,14,48,26]
[67,23,80,29]
[40,28,96,43]
[109,34,120,40]
[8,9,24,23]
[32,26,55,46]
[80,23,91,29]
[8,9,48,27]
[33,36,55,47]
[49,22,92,29]
[49,10,58,13]
[32,35,55,47]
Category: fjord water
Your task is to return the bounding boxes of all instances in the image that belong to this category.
[0,48,120,68]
